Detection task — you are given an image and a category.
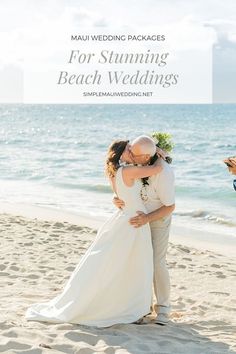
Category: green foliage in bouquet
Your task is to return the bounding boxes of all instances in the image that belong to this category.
[151,132,174,153]
[151,131,174,164]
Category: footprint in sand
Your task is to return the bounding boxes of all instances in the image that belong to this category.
[209,291,229,296]
[42,223,51,228]
[178,264,186,269]
[66,225,84,232]
[215,271,226,278]
[55,344,93,353]
[190,306,198,310]
[210,264,221,268]
[0,340,31,351]
[27,274,40,279]
[173,297,186,309]
[10,266,20,271]
[186,298,195,304]
[169,261,177,266]
[0,323,15,330]
[53,222,66,228]
[2,330,18,338]
[177,245,191,253]
[229,269,236,274]
[66,330,99,344]
[66,266,75,272]
[199,305,208,310]
[51,233,60,238]
[23,242,34,246]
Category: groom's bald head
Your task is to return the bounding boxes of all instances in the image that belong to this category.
[131,135,156,155]
[130,135,156,165]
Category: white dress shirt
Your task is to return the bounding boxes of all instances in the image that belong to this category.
[142,159,175,213]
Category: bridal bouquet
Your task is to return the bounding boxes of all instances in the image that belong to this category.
[141,132,174,187]
[151,131,174,164]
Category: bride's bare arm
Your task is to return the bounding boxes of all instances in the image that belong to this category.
[122,159,162,180]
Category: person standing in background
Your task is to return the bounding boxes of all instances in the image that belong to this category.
[223,156,236,191]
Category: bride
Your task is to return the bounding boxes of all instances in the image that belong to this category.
[25,137,162,327]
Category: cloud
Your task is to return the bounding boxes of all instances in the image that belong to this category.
[205,19,236,45]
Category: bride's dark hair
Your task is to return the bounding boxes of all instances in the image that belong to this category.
[105,140,129,178]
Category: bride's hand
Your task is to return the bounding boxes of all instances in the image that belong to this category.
[113,196,125,209]
[156,146,168,160]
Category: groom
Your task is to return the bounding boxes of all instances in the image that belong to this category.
[114,135,175,325]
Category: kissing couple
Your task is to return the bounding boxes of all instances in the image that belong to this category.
[25,135,175,327]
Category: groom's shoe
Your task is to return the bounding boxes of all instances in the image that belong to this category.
[154,313,169,326]
[133,317,145,324]
[133,312,151,325]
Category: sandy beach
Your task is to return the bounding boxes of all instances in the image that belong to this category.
[0,209,235,354]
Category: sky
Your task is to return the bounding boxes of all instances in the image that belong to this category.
[0,0,236,103]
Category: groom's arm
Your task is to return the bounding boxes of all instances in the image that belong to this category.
[130,164,175,227]
[113,196,175,224]
[129,204,175,228]
[147,204,175,222]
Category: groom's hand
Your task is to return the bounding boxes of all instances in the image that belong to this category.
[129,211,149,228]
[113,196,125,209]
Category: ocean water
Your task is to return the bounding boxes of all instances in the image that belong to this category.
[0,104,235,237]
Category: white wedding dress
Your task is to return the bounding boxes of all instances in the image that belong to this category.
[25,167,153,327]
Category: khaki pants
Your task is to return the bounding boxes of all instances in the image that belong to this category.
[149,215,172,315]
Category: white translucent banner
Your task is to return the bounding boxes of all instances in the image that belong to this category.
[24,28,213,104]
